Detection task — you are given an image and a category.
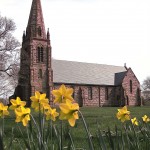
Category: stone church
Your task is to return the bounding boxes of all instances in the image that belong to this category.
[12,0,141,107]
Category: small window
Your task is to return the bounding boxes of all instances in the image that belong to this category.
[40,47,43,62]
[105,87,108,100]
[70,86,74,98]
[38,69,42,78]
[88,87,92,100]
[37,47,43,62]
[130,80,132,93]
[38,47,40,62]
[38,26,42,36]
[126,95,129,105]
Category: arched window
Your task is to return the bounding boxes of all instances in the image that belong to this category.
[130,80,132,93]
[38,26,42,36]
[37,46,43,62]
[105,87,108,100]
[38,69,42,78]
[126,95,129,105]
[38,47,40,61]
[40,47,43,62]
[88,87,92,100]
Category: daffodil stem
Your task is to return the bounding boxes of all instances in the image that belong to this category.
[78,110,94,150]
[39,105,43,149]
[50,119,52,148]
[26,126,31,149]
[2,118,4,145]
[68,132,76,150]
[42,111,45,145]
[60,120,63,150]
[30,114,43,148]
[0,118,4,150]
[2,117,4,138]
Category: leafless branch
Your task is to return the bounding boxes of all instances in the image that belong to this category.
[0,14,20,99]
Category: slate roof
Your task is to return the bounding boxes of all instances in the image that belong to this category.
[114,71,127,86]
[52,59,127,86]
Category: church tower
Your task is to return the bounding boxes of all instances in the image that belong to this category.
[14,0,53,105]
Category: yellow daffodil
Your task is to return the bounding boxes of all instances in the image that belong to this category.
[52,84,74,104]
[15,106,30,126]
[45,107,59,121]
[59,99,79,127]
[116,106,130,122]
[9,97,26,110]
[142,115,150,123]
[131,117,138,126]
[30,91,49,111]
[0,102,9,118]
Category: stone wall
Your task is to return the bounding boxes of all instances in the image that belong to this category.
[53,84,123,107]
[122,68,141,106]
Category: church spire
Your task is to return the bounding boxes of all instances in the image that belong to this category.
[12,0,52,106]
[26,0,46,39]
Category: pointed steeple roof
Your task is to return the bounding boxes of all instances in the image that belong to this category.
[26,0,46,39]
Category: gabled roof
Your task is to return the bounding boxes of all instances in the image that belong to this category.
[52,59,127,86]
[115,71,127,85]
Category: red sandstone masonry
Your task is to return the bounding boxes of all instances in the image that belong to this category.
[122,68,141,106]
[53,84,131,107]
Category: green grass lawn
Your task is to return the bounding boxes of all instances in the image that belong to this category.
[70,106,150,149]
[77,106,150,132]
[3,106,150,149]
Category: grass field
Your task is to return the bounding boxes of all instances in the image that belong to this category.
[2,106,150,149]
[70,106,150,149]
[80,106,150,129]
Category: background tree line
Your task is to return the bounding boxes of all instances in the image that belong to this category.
[141,77,150,105]
[0,14,20,103]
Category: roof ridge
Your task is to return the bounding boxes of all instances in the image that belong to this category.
[52,58,125,68]
[52,59,127,85]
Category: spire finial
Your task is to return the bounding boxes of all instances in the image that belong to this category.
[47,28,50,40]
[124,63,128,70]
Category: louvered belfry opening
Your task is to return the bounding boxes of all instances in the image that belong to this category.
[37,47,43,62]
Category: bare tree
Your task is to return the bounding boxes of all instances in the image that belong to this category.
[0,14,20,102]
[142,77,150,90]
[142,77,150,105]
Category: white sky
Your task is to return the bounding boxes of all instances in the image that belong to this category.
[0,0,150,84]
